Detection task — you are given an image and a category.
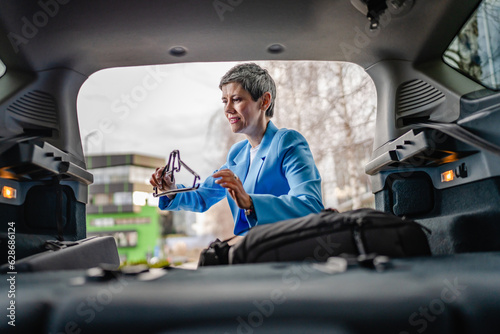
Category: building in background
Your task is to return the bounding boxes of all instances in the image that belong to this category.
[85,153,172,263]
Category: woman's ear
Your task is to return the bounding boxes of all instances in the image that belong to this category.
[261,92,272,112]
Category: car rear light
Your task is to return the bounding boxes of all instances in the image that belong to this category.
[2,186,17,199]
[441,170,455,182]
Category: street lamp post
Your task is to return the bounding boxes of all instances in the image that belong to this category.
[83,130,100,156]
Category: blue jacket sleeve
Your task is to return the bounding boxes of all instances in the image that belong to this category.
[158,168,227,213]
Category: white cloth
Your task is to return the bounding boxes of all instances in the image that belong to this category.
[250,144,260,166]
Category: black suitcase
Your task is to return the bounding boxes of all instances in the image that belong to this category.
[229,208,431,264]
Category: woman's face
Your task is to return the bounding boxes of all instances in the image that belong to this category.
[221,82,267,138]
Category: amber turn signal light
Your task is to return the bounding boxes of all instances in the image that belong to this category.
[2,186,17,199]
[441,170,454,183]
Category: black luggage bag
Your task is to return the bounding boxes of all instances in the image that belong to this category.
[229,208,431,264]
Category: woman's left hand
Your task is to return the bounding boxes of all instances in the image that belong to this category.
[213,169,252,210]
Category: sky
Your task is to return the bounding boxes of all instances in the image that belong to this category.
[77,62,239,180]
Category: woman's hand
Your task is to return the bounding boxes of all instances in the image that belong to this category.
[213,169,252,210]
[150,167,177,199]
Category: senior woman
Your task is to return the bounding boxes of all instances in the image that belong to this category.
[150,63,324,236]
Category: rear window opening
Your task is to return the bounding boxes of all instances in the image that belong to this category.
[77,61,377,263]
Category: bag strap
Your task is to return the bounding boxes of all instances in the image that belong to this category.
[44,236,98,251]
[352,221,367,256]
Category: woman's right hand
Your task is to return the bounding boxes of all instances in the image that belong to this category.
[150,167,177,199]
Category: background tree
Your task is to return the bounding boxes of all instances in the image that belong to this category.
[263,61,376,210]
[443,0,500,89]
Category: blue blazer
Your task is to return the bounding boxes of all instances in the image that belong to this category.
[159,121,324,235]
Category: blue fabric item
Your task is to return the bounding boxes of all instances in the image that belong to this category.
[159,121,324,235]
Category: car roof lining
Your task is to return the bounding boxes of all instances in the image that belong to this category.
[0,0,482,76]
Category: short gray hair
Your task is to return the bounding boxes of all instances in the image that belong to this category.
[219,63,276,117]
